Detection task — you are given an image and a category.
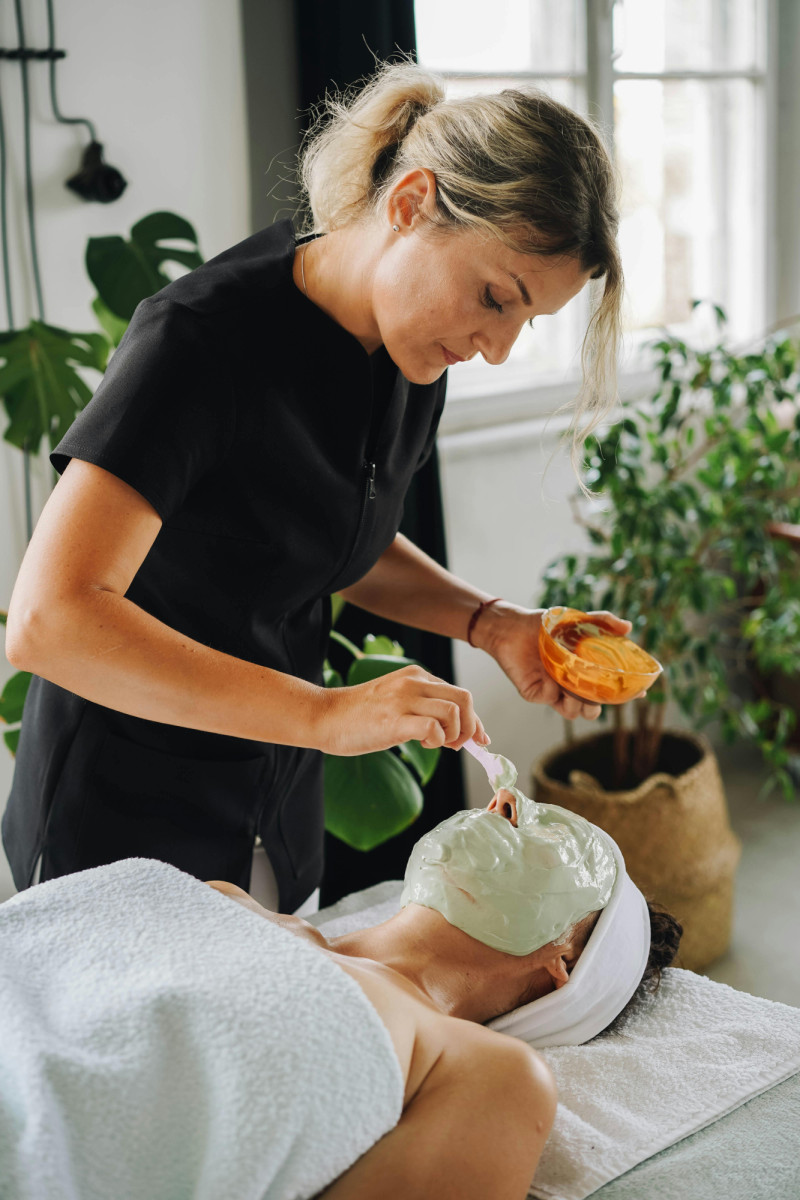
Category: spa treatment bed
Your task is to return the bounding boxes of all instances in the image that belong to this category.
[310,881,800,1200]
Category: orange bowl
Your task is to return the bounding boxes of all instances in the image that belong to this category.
[538,607,663,705]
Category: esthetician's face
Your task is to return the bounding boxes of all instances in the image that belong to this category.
[400,787,616,956]
[372,170,595,385]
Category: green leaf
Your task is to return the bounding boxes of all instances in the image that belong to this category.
[3,729,20,755]
[323,662,344,689]
[0,671,32,724]
[323,750,423,850]
[329,629,362,659]
[398,739,440,785]
[86,211,203,320]
[346,654,418,686]
[329,593,346,627]
[0,322,108,454]
[91,297,129,348]
[363,634,406,657]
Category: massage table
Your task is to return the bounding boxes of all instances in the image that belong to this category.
[310,881,800,1200]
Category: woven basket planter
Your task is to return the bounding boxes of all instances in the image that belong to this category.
[532,730,741,972]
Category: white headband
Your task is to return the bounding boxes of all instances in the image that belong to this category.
[487,836,650,1047]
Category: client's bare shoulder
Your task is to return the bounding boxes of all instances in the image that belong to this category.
[319,940,535,1111]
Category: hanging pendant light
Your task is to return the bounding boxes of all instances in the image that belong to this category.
[66,140,127,203]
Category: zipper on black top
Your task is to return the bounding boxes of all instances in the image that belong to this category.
[313,356,394,598]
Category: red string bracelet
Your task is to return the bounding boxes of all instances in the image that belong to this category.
[467,597,502,647]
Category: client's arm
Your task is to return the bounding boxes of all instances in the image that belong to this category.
[316,1030,557,1200]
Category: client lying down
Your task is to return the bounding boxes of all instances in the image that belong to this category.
[0,788,681,1200]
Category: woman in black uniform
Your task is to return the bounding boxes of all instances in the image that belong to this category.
[3,63,629,916]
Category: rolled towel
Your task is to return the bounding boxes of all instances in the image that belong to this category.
[0,858,404,1200]
[488,837,651,1047]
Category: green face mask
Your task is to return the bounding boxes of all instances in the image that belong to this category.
[400,755,616,955]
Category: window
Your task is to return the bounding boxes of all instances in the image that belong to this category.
[415,0,773,405]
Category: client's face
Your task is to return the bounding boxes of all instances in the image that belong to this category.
[400,787,616,956]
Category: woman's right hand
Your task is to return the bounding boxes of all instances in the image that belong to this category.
[315,665,489,756]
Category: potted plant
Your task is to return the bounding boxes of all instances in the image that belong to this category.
[0,215,439,855]
[534,303,800,969]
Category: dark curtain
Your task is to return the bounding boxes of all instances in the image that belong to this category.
[293,0,467,906]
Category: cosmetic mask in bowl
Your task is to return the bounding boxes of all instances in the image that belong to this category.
[400,757,616,955]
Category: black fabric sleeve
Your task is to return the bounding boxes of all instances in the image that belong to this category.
[414,372,448,473]
[50,297,235,522]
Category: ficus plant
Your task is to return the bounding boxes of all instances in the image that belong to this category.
[0,214,440,846]
[540,302,800,801]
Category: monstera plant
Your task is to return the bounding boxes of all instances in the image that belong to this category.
[0,213,440,849]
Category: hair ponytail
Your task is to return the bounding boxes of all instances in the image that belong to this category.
[299,60,444,233]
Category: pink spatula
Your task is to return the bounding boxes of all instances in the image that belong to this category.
[462,738,518,793]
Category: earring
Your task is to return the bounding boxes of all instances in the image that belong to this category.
[392,224,400,232]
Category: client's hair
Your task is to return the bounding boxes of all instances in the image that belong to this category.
[512,899,682,1028]
[597,900,683,1037]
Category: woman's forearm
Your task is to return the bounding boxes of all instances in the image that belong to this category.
[7,589,327,748]
[338,533,500,643]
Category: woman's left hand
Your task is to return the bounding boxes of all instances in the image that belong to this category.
[471,602,634,721]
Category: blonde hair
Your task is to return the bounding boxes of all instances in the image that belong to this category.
[298,60,623,478]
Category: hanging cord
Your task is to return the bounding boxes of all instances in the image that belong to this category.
[45,0,126,202]
[0,74,33,544]
[44,0,95,142]
[11,0,45,541]
[0,1,41,542]
[12,0,45,325]
[0,85,14,327]
[0,63,32,542]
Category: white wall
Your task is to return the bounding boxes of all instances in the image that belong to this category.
[0,0,251,899]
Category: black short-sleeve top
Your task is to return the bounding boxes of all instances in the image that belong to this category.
[51,220,447,693]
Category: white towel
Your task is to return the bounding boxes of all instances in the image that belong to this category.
[310,880,800,1200]
[0,859,404,1200]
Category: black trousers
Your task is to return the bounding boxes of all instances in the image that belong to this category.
[2,676,324,914]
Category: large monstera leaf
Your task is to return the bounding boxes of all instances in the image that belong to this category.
[0,322,108,454]
[324,750,424,852]
[322,629,442,850]
[86,211,203,321]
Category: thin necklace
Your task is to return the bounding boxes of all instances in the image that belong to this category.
[301,242,309,297]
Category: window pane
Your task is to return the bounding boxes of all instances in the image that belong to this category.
[415,0,584,75]
[615,77,762,343]
[614,0,765,74]
[415,3,591,392]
